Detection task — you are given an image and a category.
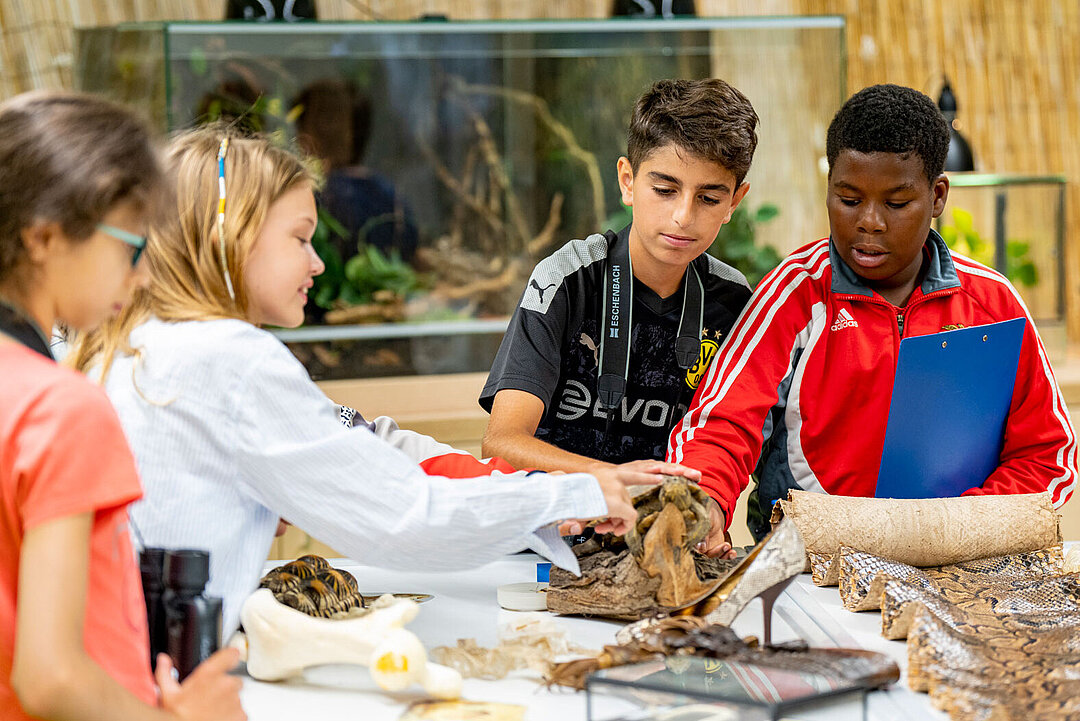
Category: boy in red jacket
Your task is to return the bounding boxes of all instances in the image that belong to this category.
[669,84,1077,557]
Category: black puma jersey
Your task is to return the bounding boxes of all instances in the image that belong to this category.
[480,227,751,464]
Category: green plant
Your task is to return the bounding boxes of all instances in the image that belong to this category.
[708,203,782,287]
[343,244,422,301]
[310,210,349,309]
[309,209,426,310]
[939,208,1037,287]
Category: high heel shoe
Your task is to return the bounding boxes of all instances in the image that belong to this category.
[617,517,805,646]
[695,516,805,644]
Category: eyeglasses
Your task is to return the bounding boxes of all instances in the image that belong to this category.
[217,137,236,301]
[97,223,146,267]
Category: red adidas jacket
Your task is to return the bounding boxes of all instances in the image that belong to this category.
[668,234,1076,531]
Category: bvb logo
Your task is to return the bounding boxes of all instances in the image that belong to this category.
[685,337,720,389]
[703,658,729,676]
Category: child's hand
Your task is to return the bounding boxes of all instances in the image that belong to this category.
[560,461,705,536]
[157,648,246,721]
[604,459,703,487]
[580,465,639,536]
[695,497,736,559]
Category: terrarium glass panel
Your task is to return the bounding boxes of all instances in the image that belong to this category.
[938,173,1066,359]
[586,656,869,721]
[76,18,845,378]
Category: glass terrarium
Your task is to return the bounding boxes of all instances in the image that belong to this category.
[586,656,871,721]
[75,17,846,379]
[938,173,1067,359]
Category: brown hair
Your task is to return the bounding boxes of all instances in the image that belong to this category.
[71,124,318,377]
[626,78,759,185]
[0,91,162,284]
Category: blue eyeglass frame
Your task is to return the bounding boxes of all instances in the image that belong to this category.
[97,223,147,267]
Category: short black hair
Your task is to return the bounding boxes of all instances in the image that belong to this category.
[628,78,758,186]
[826,84,949,183]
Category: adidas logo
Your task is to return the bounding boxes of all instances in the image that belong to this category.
[830,308,859,331]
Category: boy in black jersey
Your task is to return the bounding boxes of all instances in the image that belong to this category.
[480,78,757,478]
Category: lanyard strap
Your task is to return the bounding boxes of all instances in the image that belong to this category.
[597,227,702,411]
[597,229,632,410]
[677,260,705,369]
[0,300,53,359]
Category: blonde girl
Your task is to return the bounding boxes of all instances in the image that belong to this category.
[0,93,243,721]
[77,125,694,635]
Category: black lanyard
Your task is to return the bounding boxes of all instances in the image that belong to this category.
[0,300,53,359]
[596,227,703,411]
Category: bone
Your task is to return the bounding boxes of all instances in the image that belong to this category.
[240,588,462,699]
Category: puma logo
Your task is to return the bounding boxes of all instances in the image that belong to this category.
[530,279,557,304]
[579,333,599,366]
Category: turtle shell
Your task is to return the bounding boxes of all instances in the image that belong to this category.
[260,555,367,618]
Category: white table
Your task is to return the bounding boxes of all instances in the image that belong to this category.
[239,553,947,720]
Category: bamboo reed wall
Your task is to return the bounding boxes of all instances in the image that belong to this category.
[778,0,1080,339]
[1,0,1078,334]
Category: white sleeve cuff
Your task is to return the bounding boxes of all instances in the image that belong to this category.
[528,524,580,575]
[525,472,608,575]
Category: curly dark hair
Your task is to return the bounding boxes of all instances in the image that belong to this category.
[627,78,758,185]
[826,84,949,183]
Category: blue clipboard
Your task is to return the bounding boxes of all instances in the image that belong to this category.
[875,317,1026,498]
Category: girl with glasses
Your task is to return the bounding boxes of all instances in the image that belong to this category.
[0,92,244,721]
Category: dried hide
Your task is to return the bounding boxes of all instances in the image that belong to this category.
[547,478,737,620]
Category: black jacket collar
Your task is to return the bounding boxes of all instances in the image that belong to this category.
[0,301,53,359]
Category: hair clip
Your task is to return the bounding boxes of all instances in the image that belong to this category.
[217,137,236,301]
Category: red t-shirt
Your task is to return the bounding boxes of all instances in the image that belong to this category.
[0,343,154,716]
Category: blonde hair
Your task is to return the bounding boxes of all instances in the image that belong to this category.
[72,124,318,377]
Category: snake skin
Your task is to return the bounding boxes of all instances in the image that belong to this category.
[807,550,837,586]
[704,516,806,627]
[881,573,1080,640]
[836,546,1065,613]
[615,517,806,645]
[906,606,1080,721]
[829,545,1080,720]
